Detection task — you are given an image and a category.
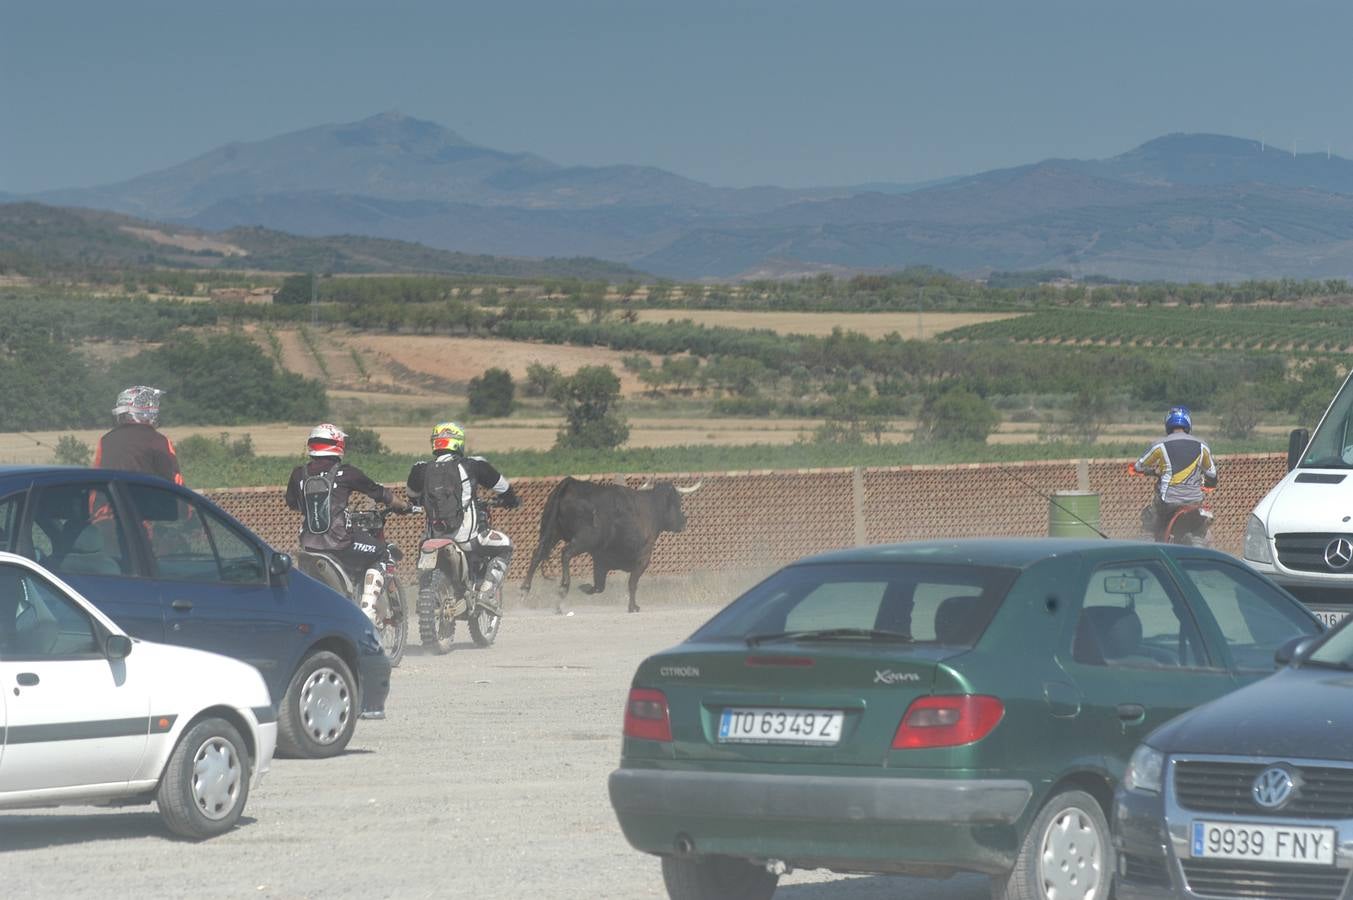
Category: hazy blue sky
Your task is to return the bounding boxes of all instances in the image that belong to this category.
[5,0,1353,193]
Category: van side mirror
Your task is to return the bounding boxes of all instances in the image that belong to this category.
[1275,634,1319,667]
[269,552,293,579]
[1288,428,1311,472]
[105,634,133,660]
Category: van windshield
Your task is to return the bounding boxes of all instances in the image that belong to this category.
[1301,372,1353,469]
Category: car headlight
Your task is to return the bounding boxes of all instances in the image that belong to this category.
[1244,514,1273,564]
[1124,744,1165,795]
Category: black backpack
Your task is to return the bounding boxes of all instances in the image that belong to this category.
[302,467,340,535]
[423,457,466,531]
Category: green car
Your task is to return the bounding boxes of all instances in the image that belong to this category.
[608,539,1322,900]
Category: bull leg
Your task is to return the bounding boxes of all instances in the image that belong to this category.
[627,552,652,613]
[556,542,577,615]
[520,539,554,593]
[581,558,608,595]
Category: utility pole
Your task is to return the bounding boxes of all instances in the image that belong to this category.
[310,272,318,327]
[916,287,924,340]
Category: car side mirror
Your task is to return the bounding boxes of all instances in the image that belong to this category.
[1288,428,1311,472]
[1275,634,1319,667]
[105,634,133,660]
[269,552,293,579]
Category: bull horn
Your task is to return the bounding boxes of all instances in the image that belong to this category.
[674,480,703,495]
[638,479,655,490]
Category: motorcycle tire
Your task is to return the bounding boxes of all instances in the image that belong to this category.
[379,574,408,668]
[468,581,502,648]
[418,568,456,655]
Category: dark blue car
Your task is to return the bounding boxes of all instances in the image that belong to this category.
[0,466,389,759]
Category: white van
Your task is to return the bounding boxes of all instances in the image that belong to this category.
[1245,371,1353,628]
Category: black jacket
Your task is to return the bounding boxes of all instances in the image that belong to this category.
[286,458,396,551]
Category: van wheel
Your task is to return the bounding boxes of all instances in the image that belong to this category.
[156,717,251,840]
[277,651,357,759]
[992,789,1111,900]
[662,856,778,900]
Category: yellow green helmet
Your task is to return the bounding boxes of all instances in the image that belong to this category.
[431,421,465,454]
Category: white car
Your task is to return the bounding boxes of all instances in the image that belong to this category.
[0,551,277,839]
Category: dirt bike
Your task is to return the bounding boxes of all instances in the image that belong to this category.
[1127,465,1215,546]
[297,505,410,667]
[415,498,507,654]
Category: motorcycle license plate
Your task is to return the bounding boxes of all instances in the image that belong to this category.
[1310,607,1350,629]
[717,708,843,745]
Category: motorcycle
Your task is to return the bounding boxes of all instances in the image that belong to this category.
[416,497,507,654]
[1127,464,1214,546]
[297,505,410,667]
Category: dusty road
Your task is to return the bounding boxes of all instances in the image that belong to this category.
[0,603,989,900]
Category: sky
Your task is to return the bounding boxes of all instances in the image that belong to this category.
[5,0,1353,193]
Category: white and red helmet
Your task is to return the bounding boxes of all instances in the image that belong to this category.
[306,423,346,458]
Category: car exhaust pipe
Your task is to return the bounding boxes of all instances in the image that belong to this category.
[674,834,696,857]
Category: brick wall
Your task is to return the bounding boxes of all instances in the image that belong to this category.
[204,453,1289,587]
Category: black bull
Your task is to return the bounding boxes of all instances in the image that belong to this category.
[521,477,701,613]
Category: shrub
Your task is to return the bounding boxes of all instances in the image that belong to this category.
[550,365,629,450]
[468,367,515,417]
[1218,388,1262,440]
[524,362,562,397]
[53,435,92,467]
[345,426,389,455]
[274,273,315,306]
[916,388,1000,444]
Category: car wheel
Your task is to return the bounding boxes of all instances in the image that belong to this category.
[661,855,778,900]
[277,650,358,759]
[156,717,251,840]
[993,788,1111,900]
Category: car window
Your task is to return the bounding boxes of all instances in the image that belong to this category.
[125,483,265,584]
[0,564,100,660]
[691,562,1018,648]
[0,493,23,552]
[27,483,133,578]
[1180,560,1317,672]
[1073,561,1210,669]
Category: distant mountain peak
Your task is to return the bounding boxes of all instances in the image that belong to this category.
[1122,132,1265,159]
[331,110,477,150]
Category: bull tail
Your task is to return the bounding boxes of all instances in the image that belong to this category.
[521,477,572,592]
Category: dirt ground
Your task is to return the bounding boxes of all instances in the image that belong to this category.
[0,598,989,900]
[630,310,1023,339]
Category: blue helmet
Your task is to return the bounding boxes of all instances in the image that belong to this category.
[1165,406,1192,434]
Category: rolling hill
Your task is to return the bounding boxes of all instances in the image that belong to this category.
[27,116,1353,280]
[0,202,645,280]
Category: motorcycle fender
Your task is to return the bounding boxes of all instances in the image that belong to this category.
[417,549,440,571]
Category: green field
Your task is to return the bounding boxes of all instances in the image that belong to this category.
[940,305,1353,352]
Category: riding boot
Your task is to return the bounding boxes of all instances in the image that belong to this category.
[476,555,510,612]
[359,566,385,625]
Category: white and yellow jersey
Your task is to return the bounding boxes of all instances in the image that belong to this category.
[1134,432,1217,505]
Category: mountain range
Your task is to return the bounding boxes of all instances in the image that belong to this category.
[27,112,1353,280]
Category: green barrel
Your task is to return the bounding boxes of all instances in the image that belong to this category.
[1048,491,1101,537]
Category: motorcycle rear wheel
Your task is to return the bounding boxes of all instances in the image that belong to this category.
[378,575,408,668]
[468,582,502,648]
[418,569,456,655]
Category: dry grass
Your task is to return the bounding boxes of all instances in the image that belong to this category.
[630,309,1024,339]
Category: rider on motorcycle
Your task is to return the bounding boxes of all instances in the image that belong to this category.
[406,422,520,602]
[285,423,409,625]
[1133,406,1217,541]
[95,386,184,485]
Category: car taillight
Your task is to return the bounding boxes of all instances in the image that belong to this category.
[623,688,672,742]
[891,695,1004,749]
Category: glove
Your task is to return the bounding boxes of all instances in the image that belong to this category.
[392,500,413,514]
[499,489,521,510]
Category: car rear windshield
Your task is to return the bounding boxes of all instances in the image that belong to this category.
[690,562,1019,647]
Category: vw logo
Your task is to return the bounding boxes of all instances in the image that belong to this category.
[1325,538,1353,570]
[1252,767,1296,810]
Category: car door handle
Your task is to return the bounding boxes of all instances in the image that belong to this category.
[171,599,194,611]
[1117,703,1146,722]
[16,672,39,687]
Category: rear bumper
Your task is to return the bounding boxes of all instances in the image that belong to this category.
[609,767,1033,875]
